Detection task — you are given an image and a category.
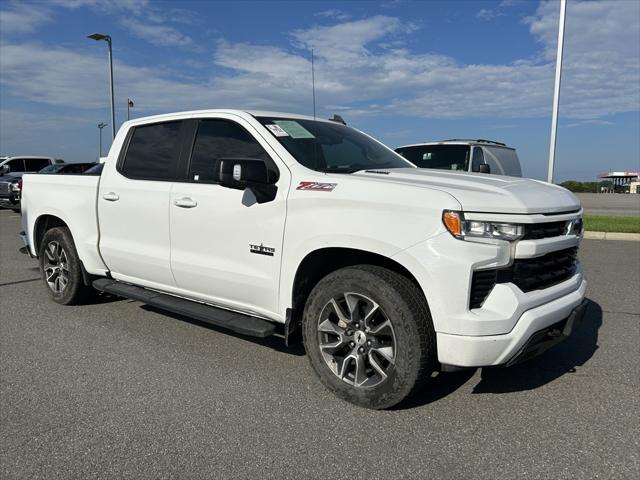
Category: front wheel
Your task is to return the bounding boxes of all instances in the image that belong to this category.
[302,265,436,409]
[38,227,94,305]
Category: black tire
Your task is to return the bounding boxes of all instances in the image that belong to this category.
[38,227,94,305]
[302,265,436,409]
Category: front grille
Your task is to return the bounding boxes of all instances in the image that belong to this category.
[507,247,578,292]
[0,183,9,195]
[469,247,579,308]
[522,221,566,239]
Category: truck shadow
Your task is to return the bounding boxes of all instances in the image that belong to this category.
[397,298,602,409]
[471,298,602,394]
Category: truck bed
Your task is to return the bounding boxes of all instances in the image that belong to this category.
[21,173,107,274]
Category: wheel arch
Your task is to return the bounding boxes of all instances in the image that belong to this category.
[286,247,427,345]
[33,214,69,254]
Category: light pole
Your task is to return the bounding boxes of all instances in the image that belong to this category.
[547,0,566,183]
[98,122,107,157]
[127,98,134,120]
[88,33,116,140]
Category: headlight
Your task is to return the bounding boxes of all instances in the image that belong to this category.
[10,182,20,192]
[443,210,524,242]
[566,218,583,236]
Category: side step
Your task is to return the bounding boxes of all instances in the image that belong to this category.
[92,278,276,338]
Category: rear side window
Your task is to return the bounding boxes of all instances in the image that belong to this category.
[122,121,183,180]
[24,158,51,171]
[189,119,272,183]
[7,159,25,172]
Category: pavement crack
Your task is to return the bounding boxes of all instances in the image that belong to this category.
[0,277,41,287]
[602,309,640,316]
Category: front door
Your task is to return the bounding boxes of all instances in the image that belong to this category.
[169,116,288,318]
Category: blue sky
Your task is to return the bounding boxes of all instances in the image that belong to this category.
[1,0,639,181]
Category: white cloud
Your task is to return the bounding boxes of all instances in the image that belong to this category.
[0,2,51,34]
[476,9,503,21]
[51,0,149,15]
[316,9,351,21]
[0,2,638,124]
[120,18,193,47]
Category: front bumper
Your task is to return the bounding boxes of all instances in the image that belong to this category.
[0,193,20,208]
[504,299,588,367]
[436,278,587,367]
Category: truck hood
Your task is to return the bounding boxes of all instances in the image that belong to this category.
[353,168,580,214]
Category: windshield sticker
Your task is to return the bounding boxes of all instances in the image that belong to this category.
[265,124,289,137]
[296,181,337,192]
[274,120,315,139]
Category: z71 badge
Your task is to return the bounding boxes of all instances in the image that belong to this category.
[296,181,337,192]
[250,244,275,256]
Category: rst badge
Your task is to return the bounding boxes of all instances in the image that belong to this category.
[250,244,275,256]
[296,181,337,192]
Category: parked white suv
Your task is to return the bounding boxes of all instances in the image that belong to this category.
[395,139,522,177]
[20,110,586,409]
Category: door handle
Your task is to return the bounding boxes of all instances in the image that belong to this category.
[103,192,119,202]
[174,197,197,208]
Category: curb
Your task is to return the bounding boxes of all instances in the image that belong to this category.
[583,231,640,241]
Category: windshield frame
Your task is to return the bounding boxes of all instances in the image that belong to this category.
[256,116,414,174]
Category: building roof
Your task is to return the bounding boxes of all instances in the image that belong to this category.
[598,171,639,179]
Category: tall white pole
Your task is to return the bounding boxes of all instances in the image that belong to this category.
[311,48,316,120]
[547,0,567,183]
[107,37,116,140]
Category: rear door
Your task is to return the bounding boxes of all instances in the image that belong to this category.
[98,119,188,288]
[169,115,288,317]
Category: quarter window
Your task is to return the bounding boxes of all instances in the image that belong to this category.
[189,119,272,183]
[122,121,183,180]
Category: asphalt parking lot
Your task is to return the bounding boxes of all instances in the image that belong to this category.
[576,193,640,216]
[0,209,638,480]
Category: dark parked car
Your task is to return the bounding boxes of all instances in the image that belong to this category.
[0,156,57,211]
[38,163,97,174]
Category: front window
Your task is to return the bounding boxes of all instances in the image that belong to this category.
[257,117,411,173]
[395,145,470,171]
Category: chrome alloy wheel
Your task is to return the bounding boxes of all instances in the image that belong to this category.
[317,292,396,388]
[43,241,69,294]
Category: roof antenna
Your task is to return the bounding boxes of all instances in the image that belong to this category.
[311,48,316,120]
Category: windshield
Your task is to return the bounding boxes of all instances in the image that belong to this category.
[395,145,470,171]
[257,117,411,173]
[39,164,64,173]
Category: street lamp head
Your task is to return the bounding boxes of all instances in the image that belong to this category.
[88,33,111,42]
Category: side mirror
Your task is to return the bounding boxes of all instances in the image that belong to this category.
[0,164,9,174]
[478,163,491,174]
[217,158,278,204]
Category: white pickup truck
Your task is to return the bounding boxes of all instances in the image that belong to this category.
[20,110,587,409]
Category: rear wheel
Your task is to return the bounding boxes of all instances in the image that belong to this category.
[38,227,93,305]
[302,265,436,409]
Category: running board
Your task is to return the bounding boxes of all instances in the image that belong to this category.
[92,278,276,338]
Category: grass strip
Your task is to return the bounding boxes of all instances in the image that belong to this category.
[584,215,640,233]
